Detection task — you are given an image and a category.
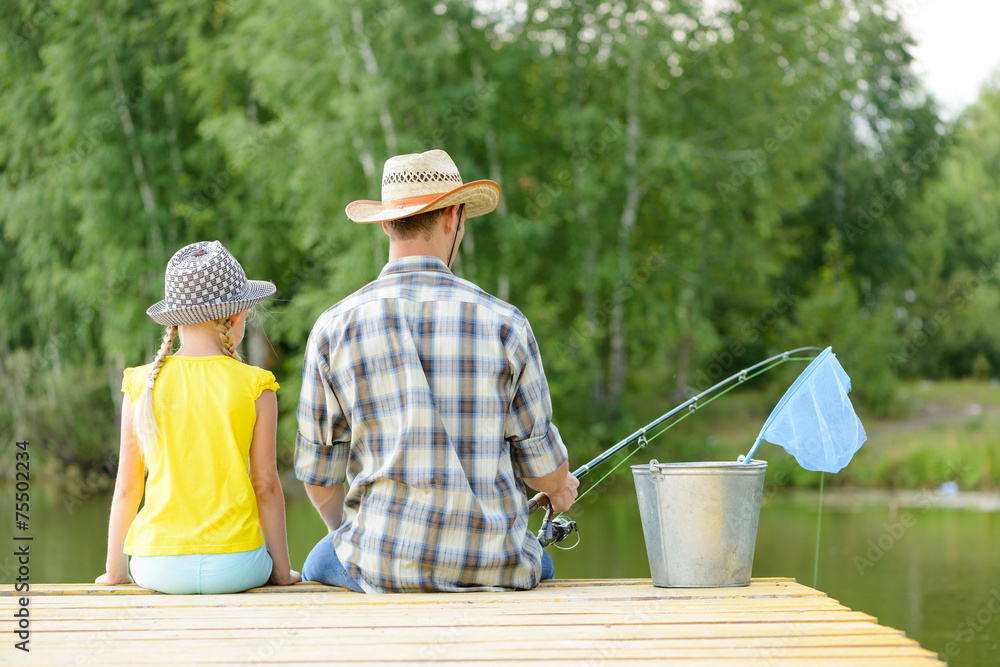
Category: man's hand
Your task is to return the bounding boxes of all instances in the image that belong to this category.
[542,473,579,513]
[524,460,579,513]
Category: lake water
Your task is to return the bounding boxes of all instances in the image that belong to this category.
[3,481,998,667]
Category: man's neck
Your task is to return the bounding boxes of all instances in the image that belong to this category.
[387,242,449,266]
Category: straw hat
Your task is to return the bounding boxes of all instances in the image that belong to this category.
[345,149,501,224]
[146,241,276,326]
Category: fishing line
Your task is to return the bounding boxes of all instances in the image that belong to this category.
[641,357,812,447]
[552,529,582,551]
[537,350,821,550]
[554,355,816,523]
[572,442,646,506]
[813,471,825,589]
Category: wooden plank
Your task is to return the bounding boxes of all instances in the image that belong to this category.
[0,578,807,598]
[2,586,838,604]
[2,578,943,666]
[7,592,865,612]
[23,613,903,638]
[32,610,884,634]
[25,613,882,627]
[11,643,941,662]
[15,626,928,647]
[29,618,906,638]
[8,603,856,618]
[17,610,884,627]
[11,585,823,602]
[11,595,846,612]
[14,626,938,651]
[15,658,943,667]
[0,577,796,595]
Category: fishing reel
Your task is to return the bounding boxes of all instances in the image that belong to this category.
[537,506,578,547]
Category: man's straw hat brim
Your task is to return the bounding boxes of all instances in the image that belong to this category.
[346,179,500,224]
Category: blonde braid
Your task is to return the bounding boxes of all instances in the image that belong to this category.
[132,325,177,465]
[217,317,242,361]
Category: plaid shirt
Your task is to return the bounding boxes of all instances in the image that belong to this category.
[295,256,568,593]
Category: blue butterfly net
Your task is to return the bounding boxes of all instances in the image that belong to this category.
[745,347,866,473]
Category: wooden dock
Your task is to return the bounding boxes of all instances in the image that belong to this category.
[2,577,942,665]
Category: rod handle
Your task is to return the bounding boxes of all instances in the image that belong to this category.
[527,492,548,514]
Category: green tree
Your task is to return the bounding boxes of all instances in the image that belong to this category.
[0,0,970,474]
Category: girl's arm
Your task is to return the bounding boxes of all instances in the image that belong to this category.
[250,390,301,586]
[96,397,145,585]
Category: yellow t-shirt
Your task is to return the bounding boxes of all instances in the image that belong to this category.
[120,355,279,556]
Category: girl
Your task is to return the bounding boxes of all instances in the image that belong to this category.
[96,241,300,593]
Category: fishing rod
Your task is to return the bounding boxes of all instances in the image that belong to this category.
[531,346,823,546]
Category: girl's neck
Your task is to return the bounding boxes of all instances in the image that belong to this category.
[174,342,225,357]
[174,325,226,357]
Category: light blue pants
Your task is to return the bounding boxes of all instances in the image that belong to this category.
[130,545,272,594]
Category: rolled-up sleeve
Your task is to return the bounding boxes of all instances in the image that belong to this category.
[505,320,568,479]
[294,324,350,486]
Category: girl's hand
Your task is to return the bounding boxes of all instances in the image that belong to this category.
[95,571,133,585]
[269,569,302,586]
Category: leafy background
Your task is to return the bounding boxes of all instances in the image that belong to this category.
[2,0,998,480]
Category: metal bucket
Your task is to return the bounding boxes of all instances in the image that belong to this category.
[631,459,767,587]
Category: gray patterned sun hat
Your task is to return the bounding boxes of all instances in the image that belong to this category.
[146,241,276,326]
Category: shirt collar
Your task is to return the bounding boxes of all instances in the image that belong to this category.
[378,255,453,279]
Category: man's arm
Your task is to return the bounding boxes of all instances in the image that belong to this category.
[304,482,345,533]
[506,318,578,512]
[523,460,579,513]
[294,325,351,528]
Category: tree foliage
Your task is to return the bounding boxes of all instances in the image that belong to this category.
[1,0,993,470]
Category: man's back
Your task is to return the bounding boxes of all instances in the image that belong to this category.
[295,256,568,592]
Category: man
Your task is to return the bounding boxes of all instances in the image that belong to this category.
[294,149,578,593]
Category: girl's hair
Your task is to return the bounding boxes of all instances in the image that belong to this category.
[217,316,242,362]
[132,316,241,464]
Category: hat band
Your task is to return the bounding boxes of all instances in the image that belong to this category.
[382,193,443,211]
